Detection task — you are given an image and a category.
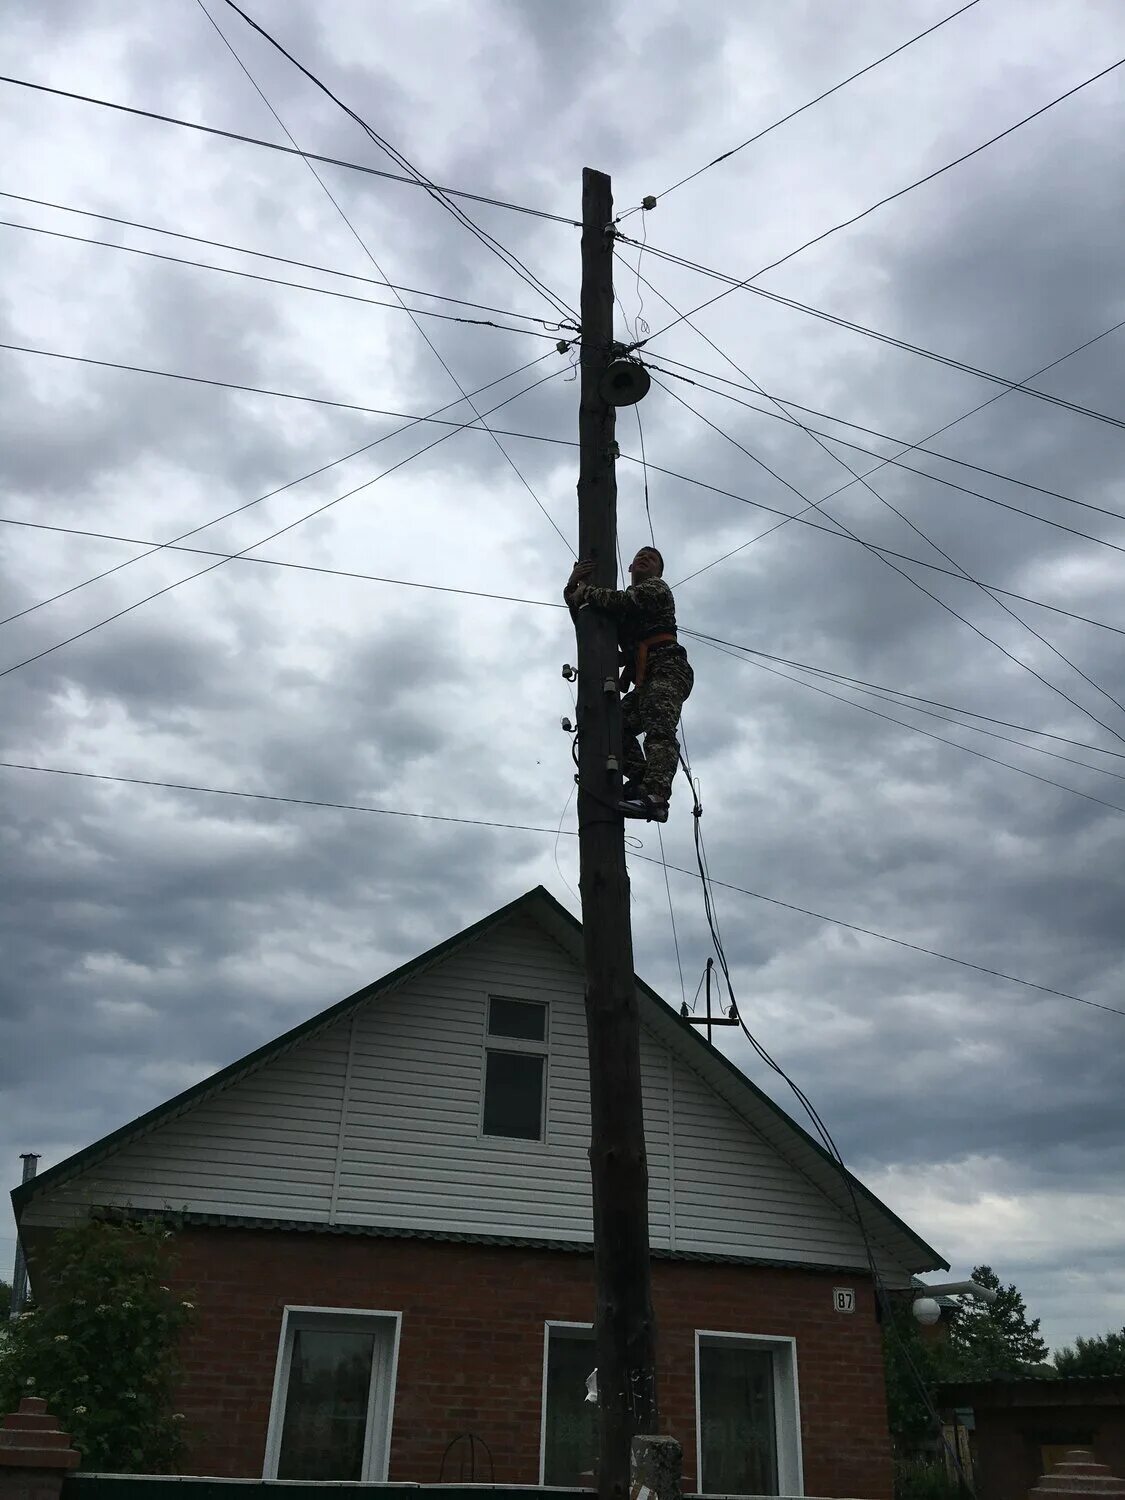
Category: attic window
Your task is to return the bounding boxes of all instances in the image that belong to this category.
[482,997,548,1141]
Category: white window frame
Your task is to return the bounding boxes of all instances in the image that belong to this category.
[479,994,550,1144]
[538,1319,596,1486]
[262,1304,402,1482]
[694,1329,803,1497]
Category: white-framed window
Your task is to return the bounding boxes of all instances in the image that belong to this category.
[263,1306,401,1482]
[695,1330,803,1496]
[480,994,549,1142]
[539,1321,597,1486]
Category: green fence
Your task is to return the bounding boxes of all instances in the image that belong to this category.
[63,1480,592,1500]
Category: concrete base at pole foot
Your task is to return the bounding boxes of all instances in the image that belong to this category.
[1029,1448,1125,1497]
[630,1435,682,1500]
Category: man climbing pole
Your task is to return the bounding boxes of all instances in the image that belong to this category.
[565,546,693,823]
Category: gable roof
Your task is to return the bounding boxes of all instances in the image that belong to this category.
[13,885,946,1273]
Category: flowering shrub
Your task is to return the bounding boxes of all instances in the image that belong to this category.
[0,1219,193,1472]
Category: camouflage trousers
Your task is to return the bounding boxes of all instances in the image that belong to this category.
[621,648,694,803]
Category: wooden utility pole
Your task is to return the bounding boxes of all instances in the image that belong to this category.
[575,166,659,1500]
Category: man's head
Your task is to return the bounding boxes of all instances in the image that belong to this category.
[629,546,664,582]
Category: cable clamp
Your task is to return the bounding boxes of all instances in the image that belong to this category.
[562,663,577,681]
[560,716,575,733]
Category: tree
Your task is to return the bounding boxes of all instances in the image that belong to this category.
[0,1218,193,1471]
[1055,1327,1125,1377]
[947,1265,1049,1378]
[0,1280,10,1320]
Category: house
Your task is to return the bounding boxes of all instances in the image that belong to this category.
[13,886,948,1498]
[937,1376,1125,1500]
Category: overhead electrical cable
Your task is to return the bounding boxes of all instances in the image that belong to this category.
[627,262,1125,742]
[0,218,565,340]
[620,451,1125,639]
[0,190,561,328]
[0,76,580,228]
[646,359,1125,542]
[2,758,1118,1018]
[0,353,563,629]
[9,511,1123,773]
[214,0,576,322]
[636,55,1125,345]
[628,0,981,208]
[654,371,1125,747]
[0,362,564,680]
[691,633,1125,815]
[618,239,1125,434]
[194,0,572,551]
[679,629,1125,762]
[0,341,573,437]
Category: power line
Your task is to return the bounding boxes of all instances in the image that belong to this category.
[620,450,1125,640]
[2,755,1116,1019]
[640,55,1125,344]
[0,75,580,228]
[0,361,565,680]
[0,218,565,340]
[0,340,575,436]
[691,632,1125,816]
[10,509,1123,771]
[680,629,1125,763]
[654,372,1125,748]
[0,353,563,630]
[635,854,1125,1018]
[215,0,576,322]
[629,0,981,208]
[194,0,573,553]
[645,352,1125,530]
[0,191,563,327]
[0,514,567,615]
[629,262,1125,743]
[649,357,1125,559]
[619,240,1125,434]
[0,760,569,837]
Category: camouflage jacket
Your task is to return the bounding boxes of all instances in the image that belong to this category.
[571,576,679,660]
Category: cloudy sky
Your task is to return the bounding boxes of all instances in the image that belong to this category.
[2,0,1124,1354]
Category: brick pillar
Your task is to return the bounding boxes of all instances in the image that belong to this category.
[0,1398,80,1500]
[1029,1448,1125,1497]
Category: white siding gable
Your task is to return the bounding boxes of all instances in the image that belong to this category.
[25,910,892,1271]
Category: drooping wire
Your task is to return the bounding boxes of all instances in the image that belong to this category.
[656,823,687,1011]
[195,0,572,554]
[672,742,976,1490]
[636,404,655,549]
[552,781,580,907]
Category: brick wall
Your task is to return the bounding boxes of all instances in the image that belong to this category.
[169,1227,893,1498]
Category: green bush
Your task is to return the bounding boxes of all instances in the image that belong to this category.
[894,1457,962,1500]
[0,1218,193,1473]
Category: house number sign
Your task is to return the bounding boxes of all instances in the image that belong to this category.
[833,1287,856,1313]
